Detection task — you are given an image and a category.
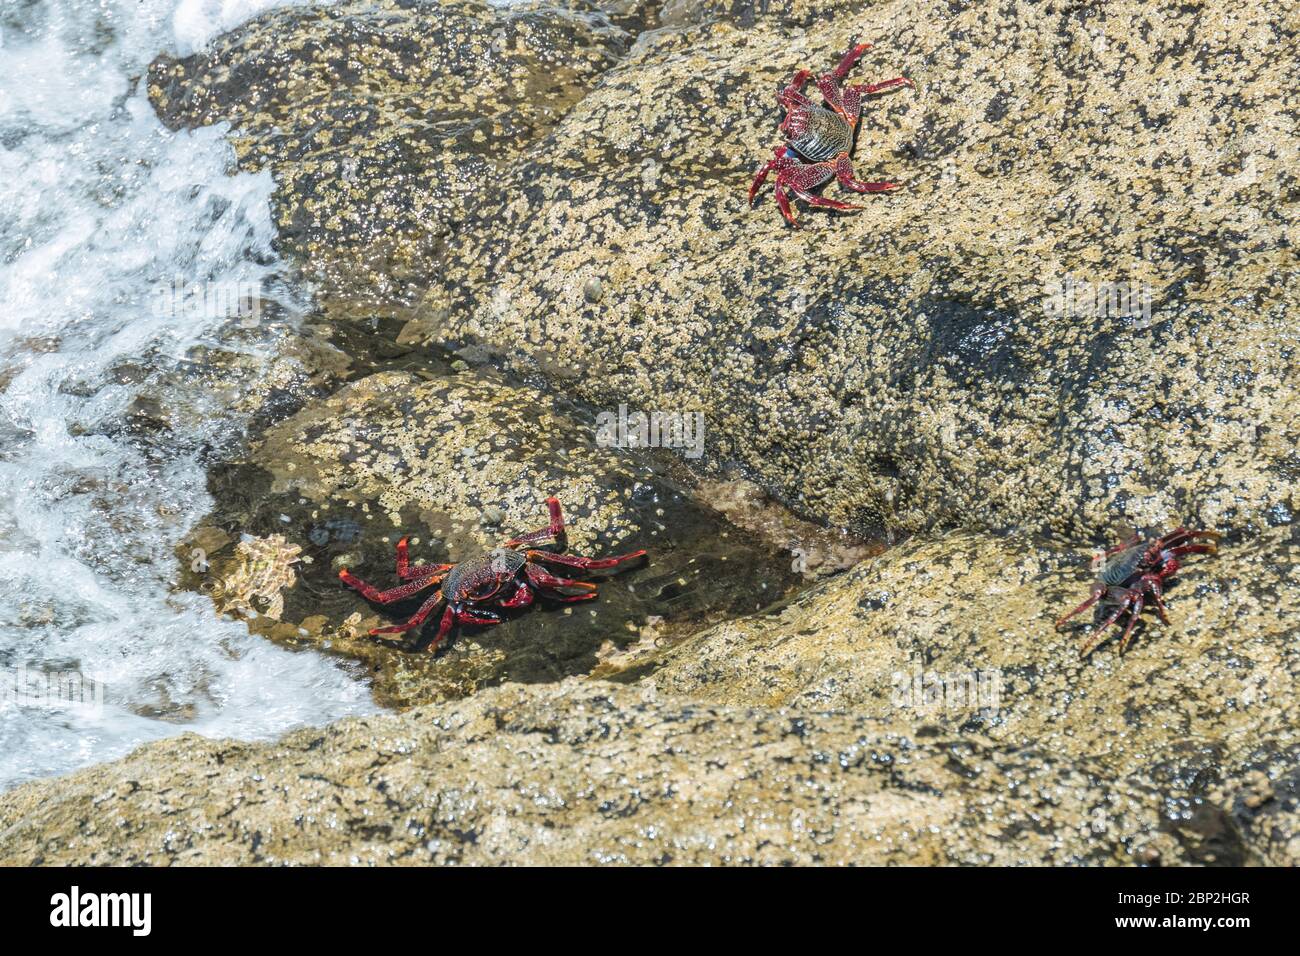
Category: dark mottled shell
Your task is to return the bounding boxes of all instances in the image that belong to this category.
[1100,543,1149,587]
[787,105,852,162]
[444,547,527,601]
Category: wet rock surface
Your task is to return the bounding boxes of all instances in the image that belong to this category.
[182,362,800,708]
[10,0,1291,867]
[421,0,1296,540]
[643,524,1300,862]
[0,679,1201,866]
[147,0,633,304]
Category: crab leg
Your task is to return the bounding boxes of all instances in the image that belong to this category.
[749,153,780,205]
[395,536,453,581]
[1164,543,1218,560]
[774,183,798,227]
[834,154,899,192]
[1116,592,1146,654]
[504,495,568,550]
[852,77,913,96]
[778,69,814,110]
[338,568,445,604]
[1141,573,1171,624]
[1156,528,1221,549]
[528,548,647,571]
[832,41,872,81]
[526,563,598,592]
[368,590,446,636]
[1055,581,1106,630]
[499,582,535,609]
[1080,588,1138,656]
[431,605,458,647]
[457,608,502,626]
[817,43,872,119]
[792,187,863,211]
[524,564,601,602]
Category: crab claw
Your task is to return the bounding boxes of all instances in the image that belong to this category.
[833,41,873,81]
[749,154,778,206]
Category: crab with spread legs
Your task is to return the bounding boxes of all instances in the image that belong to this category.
[1055,527,1221,657]
[749,40,913,228]
[338,496,646,652]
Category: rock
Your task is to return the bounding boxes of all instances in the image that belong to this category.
[421,0,1296,540]
[93,0,1297,868]
[183,367,799,708]
[0,679,1195,866]
[147,0,633,305]
[641,523,1300,862]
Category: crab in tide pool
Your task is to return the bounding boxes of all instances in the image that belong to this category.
[338,496,646,652]
[749,40,913,227]
[1055,527,1221,657]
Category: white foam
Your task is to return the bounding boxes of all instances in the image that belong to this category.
[172,0,337,55]
[0,0,376,791]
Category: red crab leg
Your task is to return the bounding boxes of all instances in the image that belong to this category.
[527,548,647,571]
[368,590,446,636]
[338,568,445,604]
[834,154,899,192]
[840,76,913,127]
[774,183,799,227]
[1117,592,1146,654]
[1155,528,1221,549]
[833,41,872,81]
[1157,544,1216,576]
[1165,542,1218,558]
[818,43,872,122]
[778,69,814,110]
[526,563,598,592]
[1142,574,1171,624]
[457,609,502,626]
[749,156,777,205]
[1080,589,1137,657]
[504,496,568,550]
[853,77,913,96]
[792,187,863,211]
[499,582,535,609]
[394,536,454,581]
[1055,581,1106,630]
[524,565,600,603]
[817,74,849,121]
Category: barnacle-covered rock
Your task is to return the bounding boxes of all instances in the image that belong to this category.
[147,0,633,305]
[183,367,799,708]
[423,0,1297,541]
[640,523,1300,863]
[0,678,1202,865]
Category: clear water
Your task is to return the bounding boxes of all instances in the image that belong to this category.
[0,0,375,791]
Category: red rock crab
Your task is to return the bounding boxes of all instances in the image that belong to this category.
[1055,527,1221,657]
[749,40,913,228]
[339,496,646,652]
